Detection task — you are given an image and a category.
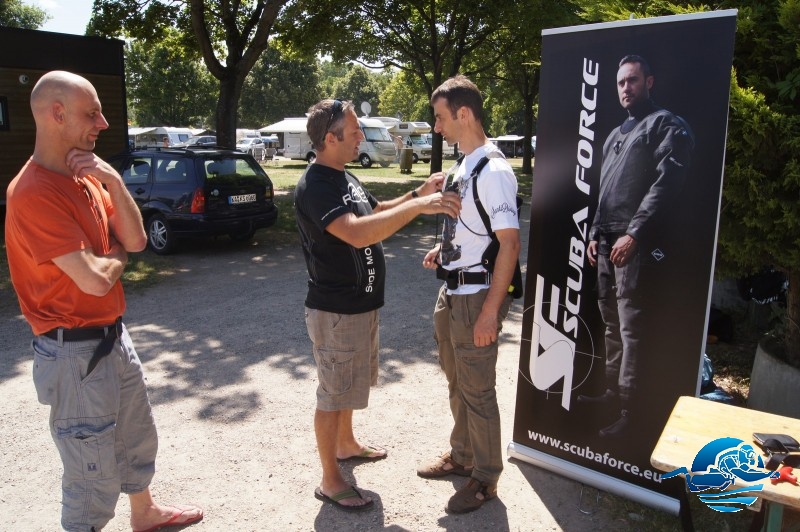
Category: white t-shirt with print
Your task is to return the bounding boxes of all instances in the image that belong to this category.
[439,143,519,295]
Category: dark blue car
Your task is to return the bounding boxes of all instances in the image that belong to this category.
[111,147,278,254]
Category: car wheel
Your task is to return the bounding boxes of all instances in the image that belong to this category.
[229,229,256,243]
[147,214,175,255]
[423,159,430,163]
[412,153,419,164]
[379,161,390,167]
[359,154,372,168]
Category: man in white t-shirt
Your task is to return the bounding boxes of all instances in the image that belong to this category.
[417,75,521,514]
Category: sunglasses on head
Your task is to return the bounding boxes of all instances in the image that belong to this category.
[325,99,343,134]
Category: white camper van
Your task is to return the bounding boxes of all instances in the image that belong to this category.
[260,118,313,161]
[236,128,261,141]
[128,127,193,148]
[260,116,396,167]
[375,118,433,163]
[357,117,397,167]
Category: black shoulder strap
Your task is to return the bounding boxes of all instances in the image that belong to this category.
[468,155,525,299]
[470,157,492,233]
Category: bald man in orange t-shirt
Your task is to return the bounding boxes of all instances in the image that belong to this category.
[5,71,203,532]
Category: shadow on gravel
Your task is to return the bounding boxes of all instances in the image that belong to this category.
[0,204,530,432]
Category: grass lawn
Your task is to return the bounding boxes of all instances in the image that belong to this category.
[260,156,534,244]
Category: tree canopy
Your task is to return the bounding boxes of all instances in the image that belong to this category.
[0,0,49,29]
[125,30,217,127]
[278,0,519,171]
[238,48,320,127]
[90,0,288,147]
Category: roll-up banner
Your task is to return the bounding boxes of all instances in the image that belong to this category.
[510,11,738,512]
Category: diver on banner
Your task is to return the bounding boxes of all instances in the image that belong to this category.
[581,54,695,438]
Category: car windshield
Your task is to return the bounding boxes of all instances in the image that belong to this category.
[362,127,392,142]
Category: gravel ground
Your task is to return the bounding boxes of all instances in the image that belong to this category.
[0,206,640,531]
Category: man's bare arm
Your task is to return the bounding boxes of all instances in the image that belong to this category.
[473,228,520,347]
[51,243,128,297]
[67,148,147,252]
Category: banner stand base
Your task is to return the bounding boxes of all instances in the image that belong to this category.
[507,441,679,516]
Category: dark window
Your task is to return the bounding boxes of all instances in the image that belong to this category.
[121,157,152,185]
[155,159,188,184]
[0,96,9,130]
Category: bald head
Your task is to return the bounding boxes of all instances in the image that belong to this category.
[31,70,95,122]
[29,71,108,165]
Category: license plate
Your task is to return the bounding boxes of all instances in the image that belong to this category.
[229,193,256,204]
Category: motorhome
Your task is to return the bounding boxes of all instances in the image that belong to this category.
[423,133,460,159]
[357,117,397,167]
[261,116,396,167]
[260,117,312,161]
[375,117,433,163]
[490,134,525,157]
[128,127,194,148]
[236,128,261,141]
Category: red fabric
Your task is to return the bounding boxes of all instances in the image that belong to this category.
[5,159,125,335]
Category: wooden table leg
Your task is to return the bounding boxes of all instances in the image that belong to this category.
[763,501,784,532]
[678,487,695,532]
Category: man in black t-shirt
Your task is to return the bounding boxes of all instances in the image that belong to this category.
[295,99,461,511]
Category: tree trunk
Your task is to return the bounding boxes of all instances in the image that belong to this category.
[521,92,535,175]
[216,74,243,149]
[786,269,800,368]
[428,96,442,174]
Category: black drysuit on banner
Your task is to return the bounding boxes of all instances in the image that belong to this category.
[587,99,694,428]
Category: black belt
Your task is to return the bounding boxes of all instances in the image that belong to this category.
[43,317,123,374]
[436,266,492,290]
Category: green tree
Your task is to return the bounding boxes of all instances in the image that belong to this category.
[0,0,50,29]
[317,61,350,97]
[716,1,800,365]
[239,48,320,127]
[329,64,387,116]
[125,33,216,127]
[379,70,430,122]
[278,0,518,171]
[90,0,288,147]
[478,0,579,174]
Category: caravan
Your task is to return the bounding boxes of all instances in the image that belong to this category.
[128,127,194,148]
[260,116,396,167]
[375,118,433,163]
[260,117,315,162]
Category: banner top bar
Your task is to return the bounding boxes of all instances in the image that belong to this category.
[542,9,738,36]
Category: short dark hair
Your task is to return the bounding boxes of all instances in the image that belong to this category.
[307,99,355,151]
[430,75,484,123]
[619,55,652,78]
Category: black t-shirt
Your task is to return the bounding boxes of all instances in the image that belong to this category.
[294,163,386,314]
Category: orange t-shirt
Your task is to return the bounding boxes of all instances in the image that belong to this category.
[5,159,126,335]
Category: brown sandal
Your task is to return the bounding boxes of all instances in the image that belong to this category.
[417,451,473,478]
[446,478,497,513]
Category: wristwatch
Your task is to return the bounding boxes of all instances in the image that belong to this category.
[411,189,419,198]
